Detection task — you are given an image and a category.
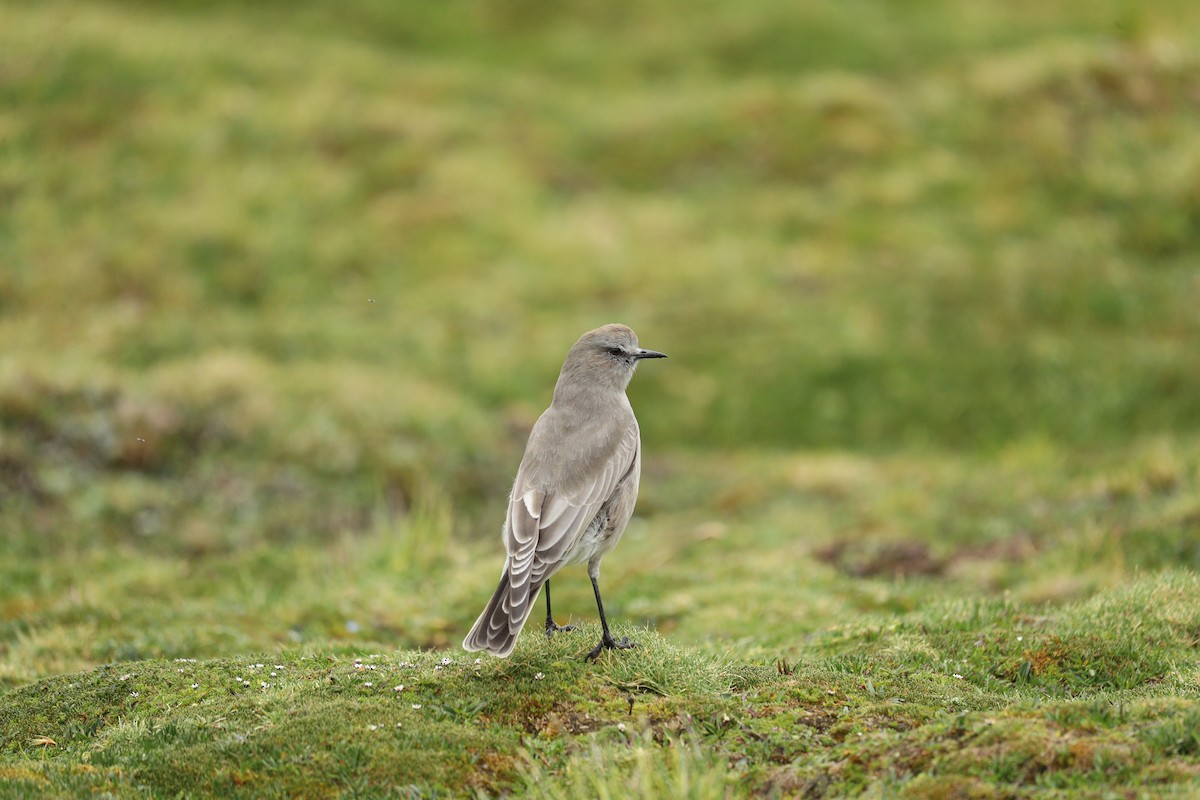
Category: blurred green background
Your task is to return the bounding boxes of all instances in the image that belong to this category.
[2,0,1199,686]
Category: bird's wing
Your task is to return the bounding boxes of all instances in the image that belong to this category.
[504,422,639,607]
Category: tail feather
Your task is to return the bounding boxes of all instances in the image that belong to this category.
[463,569,541,657]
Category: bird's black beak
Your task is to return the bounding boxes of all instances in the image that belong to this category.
[634,348,668,360]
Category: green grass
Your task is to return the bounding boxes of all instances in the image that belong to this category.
[3,0,1200,796]
[3,578,1199,797]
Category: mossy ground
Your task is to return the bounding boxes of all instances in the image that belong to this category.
[4,576,1200,797]
[4,0,1200,796]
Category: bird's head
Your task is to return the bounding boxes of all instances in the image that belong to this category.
[557,323,667,396]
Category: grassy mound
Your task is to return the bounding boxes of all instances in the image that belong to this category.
[4,576,1199,797]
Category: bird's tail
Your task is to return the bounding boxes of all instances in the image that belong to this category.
[462,569,541,657]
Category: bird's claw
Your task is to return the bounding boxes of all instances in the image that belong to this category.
[585,634,637,662]
[545,621,577,638]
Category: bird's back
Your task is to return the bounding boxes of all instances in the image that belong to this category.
[515,393,637,498]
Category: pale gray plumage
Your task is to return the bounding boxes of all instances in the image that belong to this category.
[463,323,666,659]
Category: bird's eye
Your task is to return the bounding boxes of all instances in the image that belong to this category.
[605,346,625,357]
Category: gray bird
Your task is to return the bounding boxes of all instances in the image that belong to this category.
[462,323,666,660]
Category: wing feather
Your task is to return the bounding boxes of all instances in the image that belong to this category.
[504,423,639,592]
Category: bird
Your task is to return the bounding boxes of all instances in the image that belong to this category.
[462,323,667,660]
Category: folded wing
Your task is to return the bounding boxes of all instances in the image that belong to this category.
[496,423,639,642]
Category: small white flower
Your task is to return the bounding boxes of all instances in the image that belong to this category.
[534,672,545,681]
[242,680,250,687]
[256,663,265,668]
[130,691,138,697]
[440,657,452,666]
[617,723,626,732]
[369,665,377,671]
[177,668,185,673]
[434,665,443,671]
[411,704,422,709]
[1017,636,1023,642]
[474,658,481,665]
[120,674,131,682]
[261,681,268,688]
[191,683,199,689]
[235,677,243,682]
[394,685,405,692]
[270,672,278,677]
[274,665,285,670]
[368,724,379,731]
[953,673,964,679]
[396,722,402,728]
[364,682,373,687]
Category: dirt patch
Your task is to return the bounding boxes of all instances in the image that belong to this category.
[0,451,50,504]
[816,534,1041,581]
[0,379,224,475]
[950,535,1039,566]
[815,539,945,578]
[796,708,839,733]
[537,705,608,736]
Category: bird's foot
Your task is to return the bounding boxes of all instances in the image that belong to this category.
[545,620,577,639]
[585,633,637,662]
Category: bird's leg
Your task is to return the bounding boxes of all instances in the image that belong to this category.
[585,575,636,661]
[544,580,576,638]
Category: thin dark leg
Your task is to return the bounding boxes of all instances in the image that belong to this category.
[585,575,636,661]
[543,580,576,638]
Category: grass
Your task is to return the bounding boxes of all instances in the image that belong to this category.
[3,578,1199,797]
[3,0,1200,796]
